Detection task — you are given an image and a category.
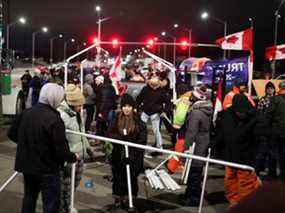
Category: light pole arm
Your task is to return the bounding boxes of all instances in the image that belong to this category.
[97,16,112,24]
[211,16,226,25]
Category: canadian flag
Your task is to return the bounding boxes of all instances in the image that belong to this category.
[216,28,253,51]
[265,44,285,61]
[213,78,223,125]
[109,48,128,96]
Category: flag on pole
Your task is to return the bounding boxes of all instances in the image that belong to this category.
[216,28,253,51]
[213,78,223,125]
[109,47,128,96]
[265,44,285,61]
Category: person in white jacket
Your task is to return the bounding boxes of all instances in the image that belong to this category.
[57,84,94,213]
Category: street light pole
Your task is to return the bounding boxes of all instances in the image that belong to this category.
[32,27,48,67]
[32,32,36,67]
[249,18,254,29]
[50,34,63,64]
[50,38,54,64]
[162,31,176,66]
[223,21,228,59]
[188,29,192,58]
[64,41,67,61]
[272,1,285,77]
[64,39,75,61]
[212,17,227,59]
[272,12,281,77]
[6,24,11,52]
[6,17,27,66]
[201,12,227,59]
[95,5,102,67]
[173,37,176,66]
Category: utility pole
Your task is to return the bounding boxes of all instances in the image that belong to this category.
[0,0,3,117]
[0,0,9,120]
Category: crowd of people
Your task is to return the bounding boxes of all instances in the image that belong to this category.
[8,63,285,212]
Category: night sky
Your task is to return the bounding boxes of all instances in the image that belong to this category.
[9,0,285,73]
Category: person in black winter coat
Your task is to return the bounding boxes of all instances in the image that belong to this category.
[214,94,261,207]
[107,94,147,209]
[266,81,285,181]
[255,82,276,177]
[7,83,79,213]
[183,87,213,207]
[96,77,117,136]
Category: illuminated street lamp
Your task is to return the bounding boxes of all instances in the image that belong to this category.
[201,11,227,59]
[32,26,49,67]
[6,17,27,54]
[95,5,112,66]
[64,38,76,61]
[161,31,177,65]
[95,5,101,12]
[201,12,209,20]
[49,34,63,64]
[170,23,193,57]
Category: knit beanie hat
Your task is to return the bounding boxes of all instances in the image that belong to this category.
[65,84,85,106]
[120,94,136,108]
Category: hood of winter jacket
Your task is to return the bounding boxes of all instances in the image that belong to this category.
[192,100,213,116]
[232,94,253,114]
[58,100,77,117]
[85,74,94,85]
[38,83,64,109]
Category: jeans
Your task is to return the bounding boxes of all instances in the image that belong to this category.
[22,173,61,213]
[84,104,95,132]
[141,112,163,148]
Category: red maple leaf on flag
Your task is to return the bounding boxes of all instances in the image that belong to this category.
[226,35,239,44]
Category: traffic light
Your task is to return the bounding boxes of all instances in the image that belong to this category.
[146,38,155,49]
[93,37,99,44]
[112,38,119,48]
[179,39,190,51]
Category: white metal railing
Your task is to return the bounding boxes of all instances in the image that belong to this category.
[66,130,255,213]
[0,130,255,213]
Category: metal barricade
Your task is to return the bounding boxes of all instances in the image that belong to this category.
[66,130,255,213]
[0,130,255,213]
